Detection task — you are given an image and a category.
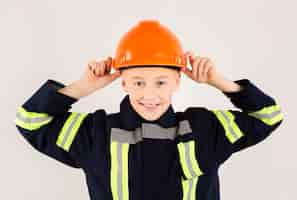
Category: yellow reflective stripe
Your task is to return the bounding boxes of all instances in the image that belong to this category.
[188,141,203,177]
[111,142,119,200]
[211,110,244,144]
[178,142,192,179]
[15,107,53,130]
[177,140,203,179]
[182,176,198,200]
[182,177,189,200]
[122,143,129,200]
[190,177,198,200]
[110,141,130,200]
[248,104,283,125]
[56,112,88,152]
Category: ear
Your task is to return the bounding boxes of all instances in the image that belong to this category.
[121,79,128,93]
[174,73,181,92]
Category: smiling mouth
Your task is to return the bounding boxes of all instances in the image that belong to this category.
[139,102,160,109]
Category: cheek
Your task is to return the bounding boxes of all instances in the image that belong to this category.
[159,87,175,97]
[122,85,138,95]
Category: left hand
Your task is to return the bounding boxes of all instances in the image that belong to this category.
[182,51,222,86]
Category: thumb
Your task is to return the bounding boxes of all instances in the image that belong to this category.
[182,66,192,78]
[185,51,195,61]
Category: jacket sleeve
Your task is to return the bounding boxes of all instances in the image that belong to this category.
[14,79,107,169]
[177,79,284,180]
[208,79,284,166]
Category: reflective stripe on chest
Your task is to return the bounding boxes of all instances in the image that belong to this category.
[109,120,202,200]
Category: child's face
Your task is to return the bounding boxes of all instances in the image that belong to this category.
[120,67,181,121]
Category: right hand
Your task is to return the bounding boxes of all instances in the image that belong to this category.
[78,56,121,92]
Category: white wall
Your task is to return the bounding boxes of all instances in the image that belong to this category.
[1,0,295,199]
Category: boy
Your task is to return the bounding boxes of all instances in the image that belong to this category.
[15,20,284,200]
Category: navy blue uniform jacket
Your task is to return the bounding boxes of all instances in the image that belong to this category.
[15,78,284,200]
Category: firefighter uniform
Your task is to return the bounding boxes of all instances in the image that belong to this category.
[15,78,284,200]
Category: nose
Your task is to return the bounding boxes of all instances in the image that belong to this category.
[141,86,159,102]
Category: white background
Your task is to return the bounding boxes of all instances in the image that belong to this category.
[1,0,296,199]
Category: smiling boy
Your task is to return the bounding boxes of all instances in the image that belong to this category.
[15,19,284,200]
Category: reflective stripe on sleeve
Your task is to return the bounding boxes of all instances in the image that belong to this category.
[248,104,284,126]
[15,107,53,130]
[211,110,244,144]
[56,112,88,152]
[182,176,199,200]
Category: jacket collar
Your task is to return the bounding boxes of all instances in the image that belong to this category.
[120,94,177,130]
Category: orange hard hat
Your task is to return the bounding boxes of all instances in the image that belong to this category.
[112,19,187,70]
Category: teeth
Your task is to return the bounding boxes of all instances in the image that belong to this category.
[144,104,156,107]
[140,103,159,107]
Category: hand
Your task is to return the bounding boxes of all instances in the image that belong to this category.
[58,57,121,99]
[182,51,222,86]
[79,56,121,92]
[182,51,242,92]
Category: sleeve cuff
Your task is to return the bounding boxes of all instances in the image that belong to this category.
[221,78,276,111]
[48,79,79,103]
[222,79,252,98]
[22,79,79,116]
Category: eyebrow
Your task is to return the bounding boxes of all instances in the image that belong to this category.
[131,75,169,79]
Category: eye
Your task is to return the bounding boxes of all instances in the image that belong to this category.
[134,81,145,87]
[157,80,166,86]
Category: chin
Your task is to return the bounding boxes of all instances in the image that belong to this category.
[140,114,162,122]
[137,106,166,121]
[140,113,162,121]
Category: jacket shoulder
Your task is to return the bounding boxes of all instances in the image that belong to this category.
[179,106,215,130]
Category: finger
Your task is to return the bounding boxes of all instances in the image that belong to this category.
[93,62,99,76]
[88,62,96,74]
[88,60,99,76]
[94,62,101,76]
[105,60,111,74]
[107,56,113,66]
[105,58,112,72]
[98,61,105,76]
[105,59,111,74]
[88,63,93,71]
[185,51,192,64]
[203,62,212,80]
[198,58,208,80]
[192,56,201,79]
[88,60,95,70]
[203,59,213,76]
[106,64,111,73]
[91,67,97,77]
[188,51,196,65]
[182,66,193,78]
[181,64,190,75]
[103,59,109,74]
